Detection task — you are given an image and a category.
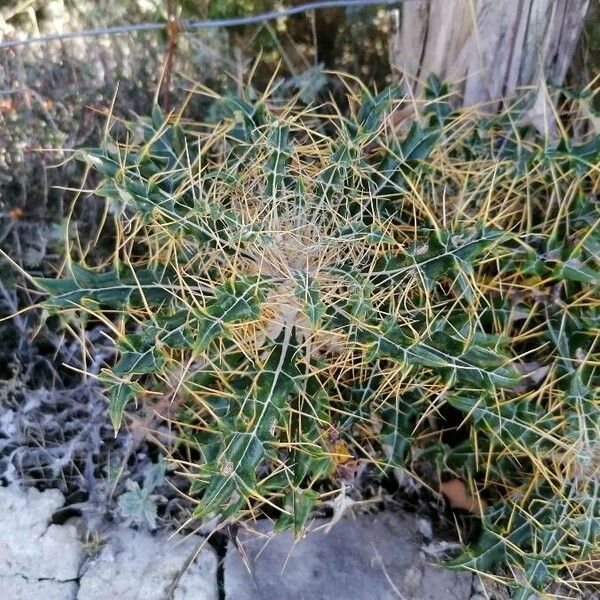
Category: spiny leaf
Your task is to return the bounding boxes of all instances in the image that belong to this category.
[113,347,164,377]
[338,222,395,245]
[294,274,326,327]
[359,322,519,388]
[99,375,144,430]
[355,84,401,134]
[553,258,599,284]
[264,123,290,196]
[210,277,267,323]
[374,228,504,288]
[400,122,440,161]
[275,489,318,536]
[379,400,415,466]
[195,330,300,517]
[34,265,173,309]
[446,509,532,573]
[448,395,555,448]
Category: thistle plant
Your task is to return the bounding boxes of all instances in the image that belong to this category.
[33,76,599,597]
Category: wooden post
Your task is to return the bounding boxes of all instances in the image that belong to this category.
[389,0,590,109]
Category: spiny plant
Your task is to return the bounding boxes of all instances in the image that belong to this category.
[32,75,599,597]
[410,79,600,598]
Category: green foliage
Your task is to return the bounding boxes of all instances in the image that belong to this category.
[34,75,600,596]
[118,458,166,529]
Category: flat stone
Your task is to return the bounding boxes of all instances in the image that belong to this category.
[224,512,472,600]
[0,485,82,581]
[2,574,78,600]
[77,528,218,600]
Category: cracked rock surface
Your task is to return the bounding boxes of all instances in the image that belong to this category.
[78,528,218,600]
[0,485,218,600]
[0,485,82,598]
[1,485,476,600]
[224,512,473,600]
[2,574,78,600]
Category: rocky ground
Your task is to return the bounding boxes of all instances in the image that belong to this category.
[0,484,481,600]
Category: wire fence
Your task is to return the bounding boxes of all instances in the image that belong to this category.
[0,0,412,50]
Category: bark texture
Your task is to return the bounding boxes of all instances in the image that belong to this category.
[389,0,590,107]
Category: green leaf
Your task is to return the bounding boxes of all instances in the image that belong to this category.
[118,481,158,529]
[571,136,600,161]
[374,227,504,289]
[400,122,440,160]
[99,375,144,430]
[158,310,194,348]
[113,347,164,377]
[447,395,553,448]
[563,368,600,448]
[446,509,532,573]
[195,330,300,517]
[553,258,599,284]
[275,489,318,536]
[189,278,267,352]
[34,265,173,309]
[356,84,400,133]
[33,276,83,307]
[359,323,519,388]
[264,123,290,196]
[545,305,584,362]
[194,317,226,353]
[424,74,453,127]
[210,277,266,323]
[318,143,354,198]
[338,222,395,245]
[143,457,167,493]
[193,473,237,517]
[151,104,164,130]
[77,148,120,177]
[379,400,415,466]
[294,274,326,327]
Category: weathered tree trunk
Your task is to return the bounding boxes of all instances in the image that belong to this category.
[389,0,590,109]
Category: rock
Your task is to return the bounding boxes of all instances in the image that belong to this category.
[2,574,78,600]
[77,528,218,600]
[224,511,473,600]
[0,484,219,600]
[0,483,474,600]
[0,485,82,581]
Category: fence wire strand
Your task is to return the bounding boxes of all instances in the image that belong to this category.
[0,0,411,50]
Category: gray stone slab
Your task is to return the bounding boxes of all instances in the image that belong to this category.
[224,512,472,600]
[77,528,219,600]
[1,575,78,600]
[0,485,82,582]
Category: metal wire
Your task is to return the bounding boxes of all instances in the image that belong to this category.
[0,0,409,51]
[186,0,405,27]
